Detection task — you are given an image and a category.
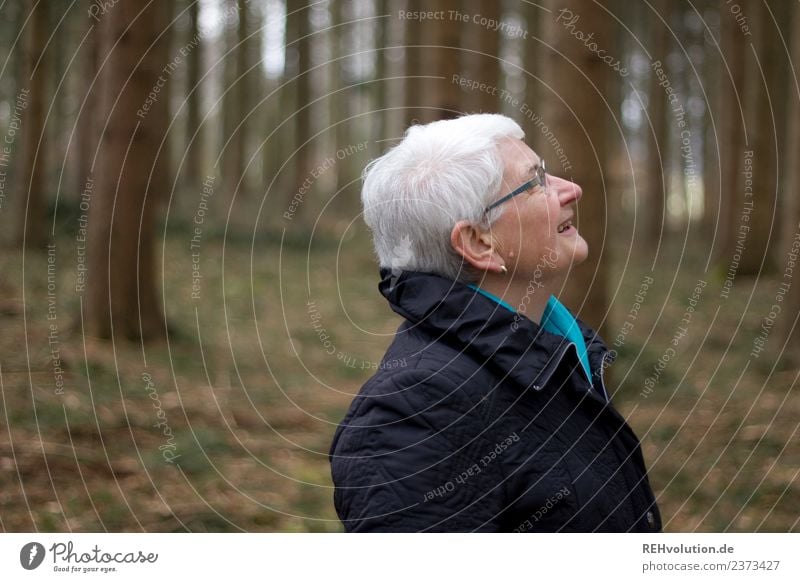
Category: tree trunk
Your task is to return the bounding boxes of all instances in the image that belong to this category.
[423,0,461,122]
[220,0,235,200]
[717,0,746,268]
[75,9,99,198]
[372,0,388,151]
[404,0,423,128]
[261,5,280,200]
[234,0,249,197]
[701,1,721,260]
[644,0,670,253]
[466,0,500,114]
[779,2,800,359]
[333,0,360,213]
[293,4,313,206]
[736,2,778,275]
[540,0,612,336]
[381,2,404,140]
[328,2,368,217]
[523,1,539,119]
[279,3,299,205]
[185,0,202,189]
[403,0,461,125]
[86,1,172,341]
[222,0,249,200]
[17,0,48,250]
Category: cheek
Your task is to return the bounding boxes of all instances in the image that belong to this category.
[539,210,559,241]
[491,219,522,258]
[548,198,562,223]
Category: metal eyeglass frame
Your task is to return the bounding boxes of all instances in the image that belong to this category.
[483,159,548,216]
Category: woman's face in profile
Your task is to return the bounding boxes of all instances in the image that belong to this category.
[490,137,589,282]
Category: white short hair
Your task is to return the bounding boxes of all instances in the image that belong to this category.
[361,114,525,281]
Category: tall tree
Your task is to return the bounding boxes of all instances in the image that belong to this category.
[278,2,300,204]
[75,4,100,197]
[372,0,388,149]
[292,3,313,207]
[333,0,359,211]
[717,0,746,266]
[403,0,423,127]
[86,1,172,340]
[49,3,71,200]
[464,0,500,113]
[644,0,670,253]
[184,0,203,189]
[523,1,540,116]
[701,1,722,259]
[380,1,405,140]
[261,4,281,198]
[540,0,613,335]
[780,2,800,359]
[222,0,251,200]
[404,0,461,125]
[736,2,778,275]
[235,0,251,196]
[421,0,461,122]
[17,0,48,249]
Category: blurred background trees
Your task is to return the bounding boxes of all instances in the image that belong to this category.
[2,0,796,343]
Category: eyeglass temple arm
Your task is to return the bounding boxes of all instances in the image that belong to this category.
[484,178,538,214]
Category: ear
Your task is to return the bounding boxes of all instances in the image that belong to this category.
[450,220,507,274]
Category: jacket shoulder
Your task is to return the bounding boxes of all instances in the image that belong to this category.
[329,365,504,532]
[375,324,499,403]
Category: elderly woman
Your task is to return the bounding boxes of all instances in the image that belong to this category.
[329,114,661,532]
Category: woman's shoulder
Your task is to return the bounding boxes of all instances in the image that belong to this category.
[373,332,496,401]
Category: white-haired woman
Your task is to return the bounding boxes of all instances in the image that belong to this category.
[329,114,661,532]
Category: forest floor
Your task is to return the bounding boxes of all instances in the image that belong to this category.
[1,223,798,532]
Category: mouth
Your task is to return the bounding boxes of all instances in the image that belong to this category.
[557,217,575,235]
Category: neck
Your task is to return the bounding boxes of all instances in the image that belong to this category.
[478,272,565,324]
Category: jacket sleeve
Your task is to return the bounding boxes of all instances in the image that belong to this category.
[330,369,507,532]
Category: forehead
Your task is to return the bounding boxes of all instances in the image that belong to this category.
[497,137,541,179]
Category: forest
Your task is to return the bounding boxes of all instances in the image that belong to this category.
[0,0,797,532]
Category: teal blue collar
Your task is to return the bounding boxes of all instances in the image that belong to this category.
[540,295,592,383]
[467,284,592,382]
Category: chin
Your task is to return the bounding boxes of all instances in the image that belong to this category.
[572,239,589,264]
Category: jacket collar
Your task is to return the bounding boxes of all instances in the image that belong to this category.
[378,268,609,391]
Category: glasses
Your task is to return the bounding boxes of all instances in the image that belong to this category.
[483,159,548,216]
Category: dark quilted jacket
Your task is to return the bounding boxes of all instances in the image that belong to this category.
[329,269,662,532]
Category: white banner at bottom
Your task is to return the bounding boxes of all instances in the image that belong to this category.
[1,533,798,581]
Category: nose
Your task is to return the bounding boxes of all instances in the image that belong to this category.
[550,174,582,205]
